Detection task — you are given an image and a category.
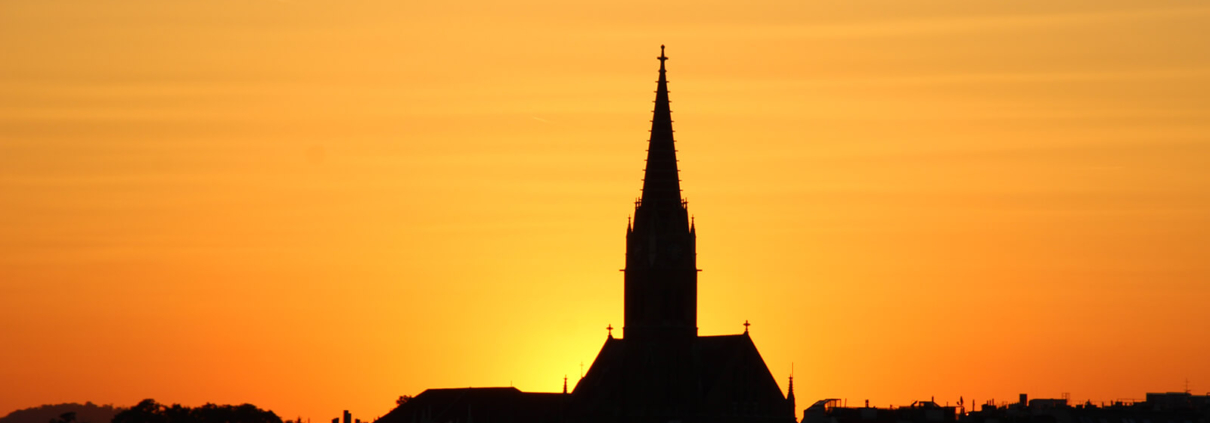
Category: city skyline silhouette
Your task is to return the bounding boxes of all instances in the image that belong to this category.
[3,1,1210,422]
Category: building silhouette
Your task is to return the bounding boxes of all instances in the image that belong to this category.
[804,392,1210,423]
[375,46,794,423]
[567,46,793,423]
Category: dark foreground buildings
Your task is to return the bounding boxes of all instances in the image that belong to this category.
[804,392,1210,423]
[375,47,795,423]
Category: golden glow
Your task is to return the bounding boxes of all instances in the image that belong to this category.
[3,0,1209,419]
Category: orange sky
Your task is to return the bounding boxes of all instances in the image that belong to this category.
[2,0,1209,420]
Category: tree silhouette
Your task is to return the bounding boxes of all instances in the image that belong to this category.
[48,412,76,423]
[111,400,281,423]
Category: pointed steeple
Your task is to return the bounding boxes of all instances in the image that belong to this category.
[640,45,682,207]
[787,372,797,417]
[623,45,697,341]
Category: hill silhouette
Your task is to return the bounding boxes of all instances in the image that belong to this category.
[0,403,122,423]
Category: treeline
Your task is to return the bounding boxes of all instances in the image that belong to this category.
[0,403,122,423]
[113,400,281,423]
[2,400,280,423]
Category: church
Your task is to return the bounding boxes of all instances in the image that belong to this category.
[376,47,796,423]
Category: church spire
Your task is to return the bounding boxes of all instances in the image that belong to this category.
[640,45,681,207]
[788,371,797,417]
[623,45,697,341]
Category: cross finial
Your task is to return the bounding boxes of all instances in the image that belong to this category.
[606,324,614,338]
[658,45,668,67]
[743,320,750,334]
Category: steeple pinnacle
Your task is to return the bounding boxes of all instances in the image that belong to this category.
[640,45,681,207]
[788,368,796,417]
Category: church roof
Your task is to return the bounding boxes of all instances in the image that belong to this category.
[571,334,789,419]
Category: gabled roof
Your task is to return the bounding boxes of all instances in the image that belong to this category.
[570,334,790,420]
[376,387,565,423]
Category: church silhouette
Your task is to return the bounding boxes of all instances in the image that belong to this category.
[377,46,796,423]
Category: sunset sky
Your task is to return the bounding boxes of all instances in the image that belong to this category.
[2,0,1209,420]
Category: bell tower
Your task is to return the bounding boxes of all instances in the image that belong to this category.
[623,45,698,341]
